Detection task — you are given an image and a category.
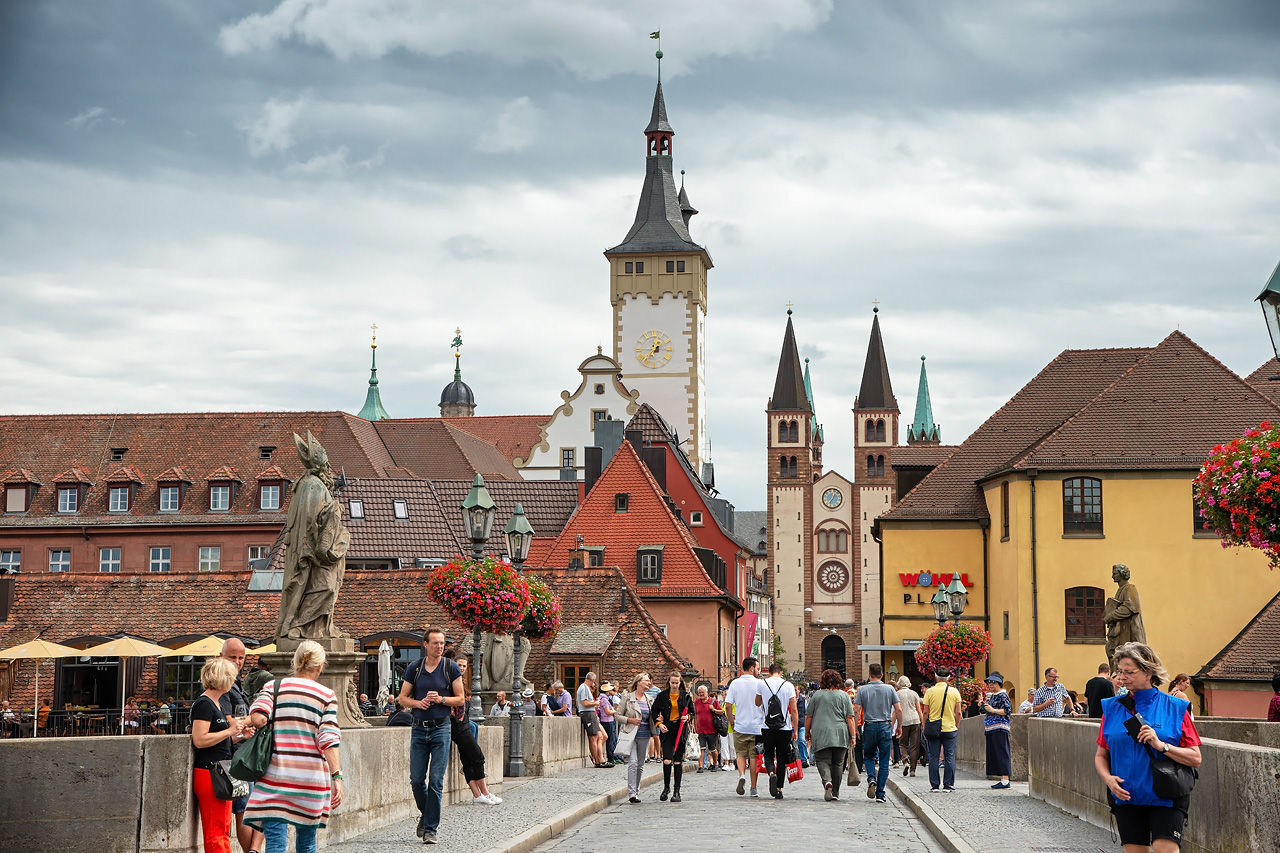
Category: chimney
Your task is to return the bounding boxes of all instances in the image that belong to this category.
[568,534,586,569]
[595,418,625,468]
[640,446,667,492]
[625,429,643,454]
[583,446,603,496]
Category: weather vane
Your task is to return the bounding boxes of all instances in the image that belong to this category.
[651,30,662,81]
[451,327,463,356]
[371,323,378,349]
[872,299,880,313]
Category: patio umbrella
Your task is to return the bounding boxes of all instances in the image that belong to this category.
[0,639,80,739]
[251,643,276,656]
[377,641,392,707]
[161,636,227,657]
[77,637,173,735]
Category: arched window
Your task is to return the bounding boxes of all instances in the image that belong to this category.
[817,528,848,552]
[866,455,875,477]
[1063,477,1103,533]
[1065,586,1105,639]
[865,420,875,442]
[778,421,788,443]
[820,634,847,677]
[790,420,799,443]
[788,456,798,478]
[875,419,886,442]
[780,455,790,478]
[876,455,885,477]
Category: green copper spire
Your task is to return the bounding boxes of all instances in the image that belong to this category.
[803,357,821,440]
[907,355,940,444]
[357,325,390,421]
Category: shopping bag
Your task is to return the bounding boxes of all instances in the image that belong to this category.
[786,759,804,783]
[754,752,766,775]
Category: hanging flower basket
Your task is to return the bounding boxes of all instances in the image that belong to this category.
[1195,421,1280,568]
[426,556,530,634]
[913,622,992,677]
[520,575,562,640]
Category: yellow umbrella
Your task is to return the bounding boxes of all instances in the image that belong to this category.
[251,643,276,655]
[0,640,80,739]
[77,637,174,734]
[162,636,228,657]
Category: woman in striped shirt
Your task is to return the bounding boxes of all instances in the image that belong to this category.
[244,641,343,853]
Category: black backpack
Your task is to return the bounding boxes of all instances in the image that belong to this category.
[764,679,786,730]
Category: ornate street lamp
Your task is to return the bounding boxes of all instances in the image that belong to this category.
[930,587,950,625]
[945,575,969,624]
[1256,261,1280,362]
[461,474,496,723]
[503,502,534,777]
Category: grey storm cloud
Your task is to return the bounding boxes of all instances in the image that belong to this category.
[4,0,1280,506]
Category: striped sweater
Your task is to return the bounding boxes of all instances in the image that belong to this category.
[243,677,342,829]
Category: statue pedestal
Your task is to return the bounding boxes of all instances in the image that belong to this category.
[257,638,371,729]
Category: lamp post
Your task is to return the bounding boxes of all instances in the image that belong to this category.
[930,587,950,625]
[1256,261,1280,363]
[503,502,534,778]
[945,575,969,625]
[461,474,496,724]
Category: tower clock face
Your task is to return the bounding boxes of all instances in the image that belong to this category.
[822,487,843,509]
[635,330,673,369]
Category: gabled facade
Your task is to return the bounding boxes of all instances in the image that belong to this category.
[514,351,640,480]
[876,331,1280,700]
[530,439,739,683]
[606,77,712,474]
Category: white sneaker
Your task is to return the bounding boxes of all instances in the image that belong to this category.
[485,794,502,804]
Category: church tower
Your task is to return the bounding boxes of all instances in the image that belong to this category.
[607,61,712,473]
[766,311,821,674]
[852,307,899,675]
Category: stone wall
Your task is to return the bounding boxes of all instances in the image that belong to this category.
[1027,717,1280,853]
[953,714,1029,781]
[489,714,591,776]
[0,726,503,853]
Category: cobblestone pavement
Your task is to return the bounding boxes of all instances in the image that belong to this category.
[895,761,1116,851]
[324,762,646,853]
[530,765,946,852]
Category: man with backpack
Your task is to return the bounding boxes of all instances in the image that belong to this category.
[724,657,763,796]
[754,662,798,799]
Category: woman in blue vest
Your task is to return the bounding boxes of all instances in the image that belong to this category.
[1094,642,1202,853]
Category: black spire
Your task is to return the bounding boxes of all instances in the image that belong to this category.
[646,81,673,134]
[770,312,811,411]
[855,308,897,410]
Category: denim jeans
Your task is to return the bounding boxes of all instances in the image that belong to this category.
[602,719,618,761]
[262,819,316,853]
[410,721,453,833]
[796,726,811,763]
[927,729,957,790]
[861,721,893,797]
[627,734,651,797]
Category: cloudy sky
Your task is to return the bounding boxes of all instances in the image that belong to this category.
[4,1,1280,509]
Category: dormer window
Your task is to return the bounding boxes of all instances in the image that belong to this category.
[259,446,276,460]
[210,485,231,512]
[159,486,181,512]
[259,484,281,511]
[109,486,131,512]
[57,488,79,513]
[636,546,663,585]
[110,448,127,461]
[4,486,28,514]
[615,493,630,513]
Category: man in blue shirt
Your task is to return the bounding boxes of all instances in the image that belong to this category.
[398,628,464,845]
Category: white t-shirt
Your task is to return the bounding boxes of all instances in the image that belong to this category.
[755,675,797,732]
[725,674,764,735]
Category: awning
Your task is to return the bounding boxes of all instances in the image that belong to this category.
[857,643,921,652]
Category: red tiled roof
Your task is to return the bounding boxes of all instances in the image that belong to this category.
[254,465,289,481]
[205,466,242,482]
[891,446,958,468]
[626,404,674,443]
[1196,589,1280,682]
[883,347,1152,521]
[155,466,192,483]
[53,468,94,484]
[537,441,723,598]
[1245,358,1280,405]
[445,416,549,465]
[104,465,146,484]
[372,420,520,480]
[426,479,579,555]
[3,469,41,484]
[1006,332,1280,472]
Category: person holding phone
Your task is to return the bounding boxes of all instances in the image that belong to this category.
[1094,642,1201,853]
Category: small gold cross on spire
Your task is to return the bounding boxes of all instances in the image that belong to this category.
[872,299,880,314]
[370,323,378,348]
[786,301,794,315]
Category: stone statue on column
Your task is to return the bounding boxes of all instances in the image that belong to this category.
[1104,563,1146,663]
[482,632,530,692]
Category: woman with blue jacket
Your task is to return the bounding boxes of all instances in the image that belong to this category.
[1094,642,1202,853]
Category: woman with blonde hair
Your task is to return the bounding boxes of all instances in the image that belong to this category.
[191,657,245,853]
[615,672,653,803]
[1094,642,1202,853]
[244,641,343,853]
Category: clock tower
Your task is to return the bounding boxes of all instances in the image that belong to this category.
[606,71,712,473]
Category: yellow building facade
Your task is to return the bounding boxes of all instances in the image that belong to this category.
[876,332,1280,709]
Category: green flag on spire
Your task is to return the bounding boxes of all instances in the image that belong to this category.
[650,30,660,39]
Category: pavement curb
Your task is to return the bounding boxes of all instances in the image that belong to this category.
[886,778,980,853]
[478,762,698,853]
